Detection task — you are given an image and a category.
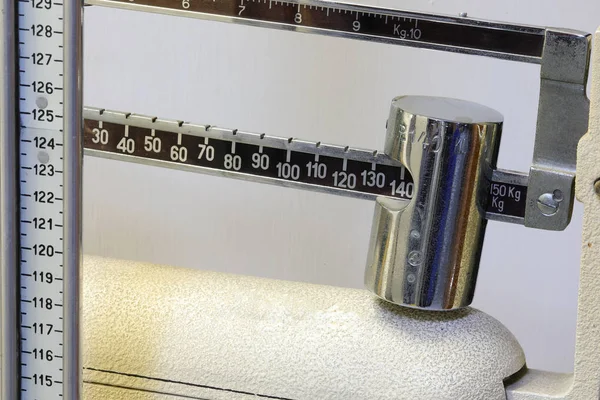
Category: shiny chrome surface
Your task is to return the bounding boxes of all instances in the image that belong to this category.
[0,0,19,397]
[63,1,84,398]
[365,96,502,310]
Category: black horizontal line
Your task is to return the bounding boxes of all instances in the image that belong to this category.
[85,368,298,400]
[83,382,202,400]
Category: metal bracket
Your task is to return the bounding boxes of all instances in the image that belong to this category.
[525,29,591,230]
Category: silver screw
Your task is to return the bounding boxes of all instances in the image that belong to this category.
[537,190,563,216]
[459,12,468,17]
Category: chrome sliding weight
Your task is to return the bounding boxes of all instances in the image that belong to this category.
[365,96,502,310]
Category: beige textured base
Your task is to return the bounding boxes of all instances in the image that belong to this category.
[83,256,524,400]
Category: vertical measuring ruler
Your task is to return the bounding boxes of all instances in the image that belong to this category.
[1,0,83,399]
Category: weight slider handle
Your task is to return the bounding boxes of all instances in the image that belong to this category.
[365,96,503,310]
